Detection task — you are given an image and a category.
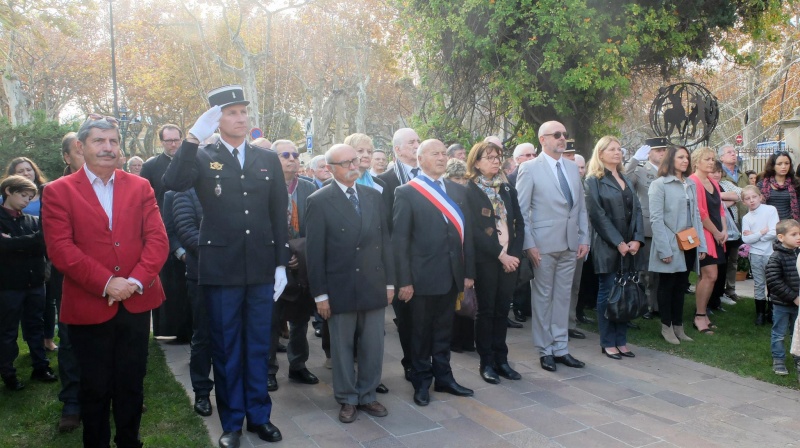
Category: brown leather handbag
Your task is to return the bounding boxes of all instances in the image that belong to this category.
[676,228,700,251]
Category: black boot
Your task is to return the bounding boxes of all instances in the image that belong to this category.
[755,300,765,326]
[766,301,773,323]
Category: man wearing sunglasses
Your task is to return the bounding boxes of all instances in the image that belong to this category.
[164,85,287,447]
[516,121,589,373]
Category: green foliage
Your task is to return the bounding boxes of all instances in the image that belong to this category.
[401,0,779,146]
[0,111,78,181]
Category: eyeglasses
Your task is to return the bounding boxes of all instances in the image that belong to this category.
[329,158,359,168]
[518,153,536,159]
[542,131,569,140]
[279,152,300,160]
[86,113,119,125]
[481,156,502,162]
[161,139,182,145]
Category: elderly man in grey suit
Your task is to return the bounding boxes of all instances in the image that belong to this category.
[516,120,590,372]
[306,144,394,424]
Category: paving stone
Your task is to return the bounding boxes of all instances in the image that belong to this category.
[362,435,409,448]
[370,401,440,437]
[309,430,359,448]
[322,408,390,442]
[473,384,538,411]
[595,422,660,447]
[502,429,563,448]
[524,389,574,409]
[652,390,703,408]
[551,404,617,427]
[447,396,527,435]
[552,428,631,448]
[506,404,586,438]
[615,395,692,424]
[564,374,644,402]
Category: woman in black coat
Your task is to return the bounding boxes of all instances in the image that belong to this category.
[584,136,645,359]
[465,141,525,384]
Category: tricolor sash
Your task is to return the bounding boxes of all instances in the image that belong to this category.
[408,177,465,244]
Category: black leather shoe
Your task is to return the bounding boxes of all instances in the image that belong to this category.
[404,367,412,382]
[276,342,287,353]
[246,422,282,443]
[506,318,523,329]
[31,366,58,382]
[568,329,585,339]
[627,321,640,330]
[2,375,24,391]
[194,396,212,416]
[413,388,429,406]
[314,328,322,338]
[577,315,595,324]
[495,363,521,380]
[554,353,585,368]
[601,347,621,360]
[513,309,527,322]
[376,383,389,394]
[219,430,241,448]
[616,347,635,358]
[480,365,500,384]
[288,368,319,385]
[540,355,556,372]
[434,382,474,397]
[267,374,278,392]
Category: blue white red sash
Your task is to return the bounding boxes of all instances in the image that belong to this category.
[408,176,465,244]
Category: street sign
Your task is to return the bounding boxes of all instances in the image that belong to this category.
[736,134,743,145]
[250,128,262,139]
[306,135,313,153]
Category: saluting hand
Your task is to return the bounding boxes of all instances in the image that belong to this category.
[188,106,222,142]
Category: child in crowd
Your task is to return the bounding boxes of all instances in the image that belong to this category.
[741,185,779,325]
[765,219,800,377]
[0,175,56,390]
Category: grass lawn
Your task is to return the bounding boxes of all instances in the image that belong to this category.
[0,336,213,448]
[580,285,800,390]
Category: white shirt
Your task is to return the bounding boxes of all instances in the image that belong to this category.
[541,151,572,197]
[84,165,143,295]
[219,138,246,168]
[742,204,779,256]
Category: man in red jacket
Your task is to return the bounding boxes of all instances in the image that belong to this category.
[42,115,168,448]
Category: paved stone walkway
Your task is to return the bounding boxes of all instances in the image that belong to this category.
[161,279,800,448]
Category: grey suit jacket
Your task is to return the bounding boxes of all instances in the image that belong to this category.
[516,155,589,254]
[648,175,707,273]
[625,157,658,237]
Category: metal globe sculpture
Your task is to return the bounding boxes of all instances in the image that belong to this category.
[649,82,719,147]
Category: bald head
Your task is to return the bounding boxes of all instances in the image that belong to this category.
[417,139,448,178]
[325,143,359,186]
[537,121,568,158]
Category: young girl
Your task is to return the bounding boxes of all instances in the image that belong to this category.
[741,185,779,325]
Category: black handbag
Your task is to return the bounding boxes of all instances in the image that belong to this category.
[605,254,647,323]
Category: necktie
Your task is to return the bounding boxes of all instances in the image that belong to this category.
[346,187,361,216]
[556,161,574,209]
[410,167,420,178]
[232,148,242,168]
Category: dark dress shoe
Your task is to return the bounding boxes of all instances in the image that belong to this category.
[194,396,212,416]
[480,365,500,384]
[434,382,474,397]
[413,388,430,406]
[219,430,241,448]
[404,367,412,382]
[506,318,523,329]
[267,374,278,392]
[31,366,58,382]
[246,422,282,442]
[339,403,357,423]
[315,328,322,338]
[617,347,635,358]
[554,353,585,368]
[513,309,527,322]
[276,342,287,353]
[495,363,522,380]
[540,355,556,372]
[2,375,24,391]
[626,321,640,330]
[577,314,595,324]
[288,368,319,385]
[58,414,81,433]
[568,329,585,339]
[376,383,389,394]
[601,347,621,360]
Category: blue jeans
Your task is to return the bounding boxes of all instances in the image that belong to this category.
[750,254,769,302]
[771,304,799,360]
[596,273,628,348]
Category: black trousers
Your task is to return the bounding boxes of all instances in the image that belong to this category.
[159,257,191,341]
[474,261,516,366]
[409,284,457,390]
[657,249,696,326]
[392,296,413,370]
[188,280,213,397]
[0,285,48,378]
[70,306,150,448]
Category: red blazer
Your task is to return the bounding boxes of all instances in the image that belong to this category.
[42,167,168,325]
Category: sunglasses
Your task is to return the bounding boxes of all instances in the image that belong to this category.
[329,158,359,168]
[279,152,300,159]
[542,131,569,140]
[86,113,119,125]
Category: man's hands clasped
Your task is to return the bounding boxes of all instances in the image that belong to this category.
[106,277,139,306]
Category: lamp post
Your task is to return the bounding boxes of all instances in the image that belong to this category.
[119,105,129,157]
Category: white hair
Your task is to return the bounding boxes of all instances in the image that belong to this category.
[272,139,297,152]
[309,154,326,170]
[513,142,537,159]
[574,154,585,164]
[717,144,735,157]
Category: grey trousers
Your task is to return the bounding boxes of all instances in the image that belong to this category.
[568,257,585,330]
[329,307,385,405]
[531,250,576,357]
[725,247,739,296]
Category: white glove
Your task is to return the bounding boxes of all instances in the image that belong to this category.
[189,106,222,142]
[633,145,651,161]
[273,266,287,301]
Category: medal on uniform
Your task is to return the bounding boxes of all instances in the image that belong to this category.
[215,176,222,197]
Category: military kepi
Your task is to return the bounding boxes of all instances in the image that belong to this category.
[565,140,576,152]
[644,137,668,149]
[207,85,250,109]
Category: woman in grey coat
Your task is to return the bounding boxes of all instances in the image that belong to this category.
[648,146,707,344]
[585,136,645,359]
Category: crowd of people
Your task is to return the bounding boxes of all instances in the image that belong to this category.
[2,84,800,448]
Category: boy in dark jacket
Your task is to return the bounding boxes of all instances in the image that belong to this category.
[0,175,57,390]
[765,219,800,377]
